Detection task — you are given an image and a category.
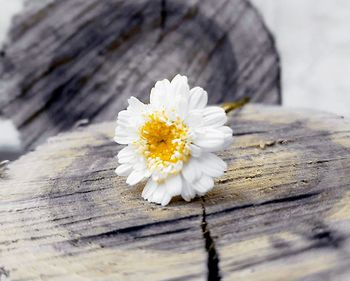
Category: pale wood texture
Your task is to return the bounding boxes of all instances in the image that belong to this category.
[1,104,350,281]
[0,0,280,152]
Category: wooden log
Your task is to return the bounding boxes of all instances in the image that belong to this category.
[1,104,350,281]
[0,0,281,152]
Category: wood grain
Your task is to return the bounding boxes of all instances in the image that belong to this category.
[1,104,350,281]
[0,0,281,152]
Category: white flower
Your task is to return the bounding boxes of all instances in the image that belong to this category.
[114,74,233,206]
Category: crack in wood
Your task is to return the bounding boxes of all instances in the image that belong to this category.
[231,130,267,136]
[69,213,200,243]
[207,191,321,218]
[135,227,192,239]
[201,198,221,281]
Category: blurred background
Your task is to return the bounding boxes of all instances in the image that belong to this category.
[0,0,349,160]
[252,0,350,118]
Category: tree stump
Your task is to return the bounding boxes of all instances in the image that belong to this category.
[0,0,281,151]
[1,105,350,281]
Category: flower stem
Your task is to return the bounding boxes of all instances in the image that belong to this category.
[221,97,250,113]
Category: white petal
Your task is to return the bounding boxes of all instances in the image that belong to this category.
[202,106,227,127]
[192,175,214,195]
[182,159,201,183]
[165,174,182,197]
[161,193,172,206]
[193,128,225,150]
[219,126,233,139]
[185,110,204,129]
[202,126,234,151]
[150,183,167,204]
[126,170,146,186]
[116,110,132,123]
[115,125,137,137]
[127,96,146,113]
[175,95,189,119]
[150,79,171,108]
[142,179,158,200]
[219,126,234,149]
[188,87,208,110]
[181,176,196,202]
[117,153,136,164]
[114,135,137,145]
[116,110,143,129]
[197,153,227,177]
[115,164,133,176]
[189,143,202,157]
[117,146,136,163]
[170,74,190,98]
[132,159,148,172]
[114,124,138,144]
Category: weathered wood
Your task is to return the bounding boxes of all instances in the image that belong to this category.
[1,104,350,281]
[0,0,281,152]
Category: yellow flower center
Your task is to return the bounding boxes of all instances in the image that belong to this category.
[138,111,190,173]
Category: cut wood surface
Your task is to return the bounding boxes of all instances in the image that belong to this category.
[0,0,280,152]
[2,104,350,281]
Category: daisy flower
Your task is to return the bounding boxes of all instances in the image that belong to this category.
[114,74,233,206]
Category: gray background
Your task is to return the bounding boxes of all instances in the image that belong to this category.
[252,0,350,117]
